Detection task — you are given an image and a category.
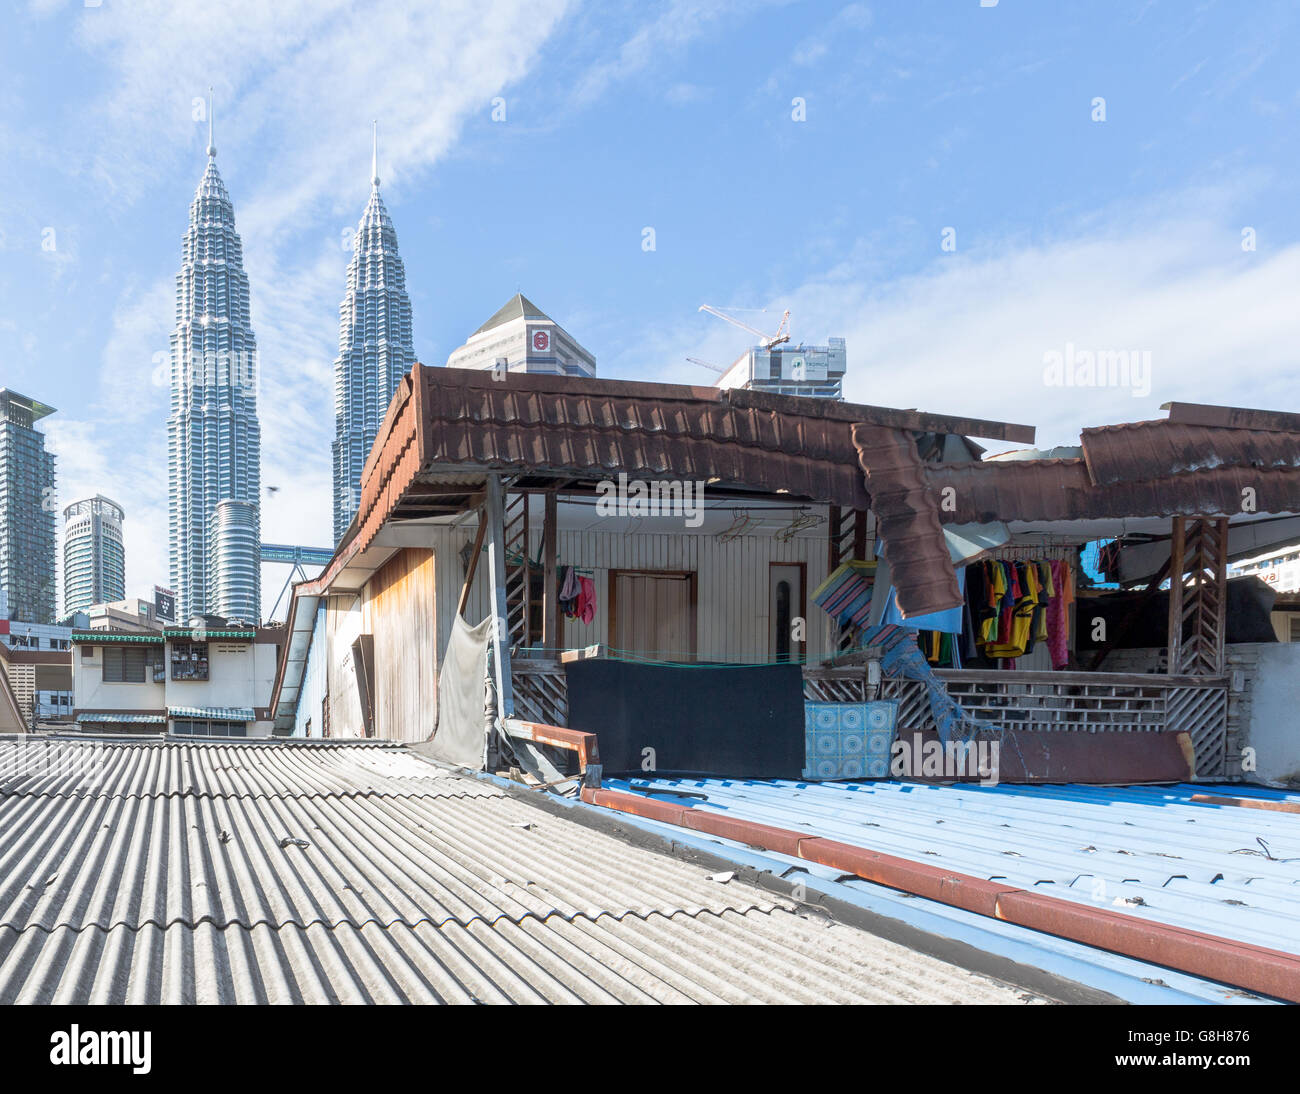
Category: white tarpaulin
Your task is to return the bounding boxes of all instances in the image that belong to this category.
[429,614,493,769]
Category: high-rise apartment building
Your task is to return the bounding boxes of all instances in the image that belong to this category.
[714,338,847,399]
[62,495,126,617]
[0,389,58,623]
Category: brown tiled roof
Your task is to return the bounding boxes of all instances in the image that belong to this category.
[351,365,1032,561]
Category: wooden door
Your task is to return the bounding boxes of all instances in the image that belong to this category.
[610,570,696,661]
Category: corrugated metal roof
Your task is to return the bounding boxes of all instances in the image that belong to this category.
[70,632,164,644]
[1081,420,1300,487]
[929,412,1300,524]
[0,739,1038,1004]
[604,777,1300,959]
[348,365,1035,559]
[414,366,871,518]
[75,713,165,725]
[167,706,254,721]
[928,460,1300,523]
[852,422,962,618]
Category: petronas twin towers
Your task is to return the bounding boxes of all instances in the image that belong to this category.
[331,127,415,542]
[167,108,414,622]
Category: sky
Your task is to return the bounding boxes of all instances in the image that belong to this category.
[1,0,1298,612]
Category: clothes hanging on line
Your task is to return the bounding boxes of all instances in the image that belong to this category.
[557,565,598,624]
[967,556,1072,667]
[915,629,961,668]
[575,575,597,625]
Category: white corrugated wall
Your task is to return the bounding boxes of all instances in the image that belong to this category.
[428,521,834,664]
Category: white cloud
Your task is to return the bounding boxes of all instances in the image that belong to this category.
[571,0,773,107]
[612,189,1300,453]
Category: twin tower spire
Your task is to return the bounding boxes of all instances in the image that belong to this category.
[167,93,415,625]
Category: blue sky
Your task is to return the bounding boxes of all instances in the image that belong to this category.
[2,0,1298,605]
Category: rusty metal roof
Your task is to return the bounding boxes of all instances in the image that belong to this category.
[852,423,962,618]
[350,365,1033,561]
[928,413,1300,524]
[1081,420,1300,487]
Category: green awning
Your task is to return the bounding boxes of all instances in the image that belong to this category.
[71,633,164,644]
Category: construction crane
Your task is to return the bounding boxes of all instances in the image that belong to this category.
[698,304,791,348]
[685,356,726,374]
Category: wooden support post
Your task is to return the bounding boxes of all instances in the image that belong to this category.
[542,490,558,652]
[1168,516,1229,676]
[485,475,514,720]
[827,505,842,576]
[1166,517,1186,675]
[1211,516,1228,674]
[456,510,487,619]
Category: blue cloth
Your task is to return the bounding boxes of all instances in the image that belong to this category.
[859,621,991,746]
[880,566,967,633]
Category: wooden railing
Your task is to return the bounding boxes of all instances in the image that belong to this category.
[515,661,1232,776]
[803,666,1231,775]
[510,659,569,728]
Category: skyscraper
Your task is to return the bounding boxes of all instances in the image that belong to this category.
[62,495,126,617]
[332,124,415,543]
[167,96,262,622]
[0,389,57,622]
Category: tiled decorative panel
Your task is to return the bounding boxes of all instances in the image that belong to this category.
[803,700,898,781]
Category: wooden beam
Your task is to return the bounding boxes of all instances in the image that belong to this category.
[1166,516,1186,675]
[485,475,514,720]
[1211,517,1229,674]
[455,510,486,619]
[542,491,558,651]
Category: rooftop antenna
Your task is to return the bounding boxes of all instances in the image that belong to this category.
[206,87,216,158]
[371,119,379,189]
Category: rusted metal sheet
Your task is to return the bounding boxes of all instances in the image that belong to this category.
[851,423,963,618]
[925,459,1300,523]
[416,366,870,507]
[729,387,1036,443]
[889,728,1195,784]
[1082,420,1300,487]
[1164,401,1300,435]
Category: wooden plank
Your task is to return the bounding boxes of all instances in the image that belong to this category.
[542,491,558,651]
[1167,516,1186,676]
[485,475,514,720]
[456,513,487,619]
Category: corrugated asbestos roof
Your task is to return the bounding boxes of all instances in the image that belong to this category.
[605,777,1300,961]
[0,739,1038,1004]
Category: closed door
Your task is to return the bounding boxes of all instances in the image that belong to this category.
[610,571,696,661]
